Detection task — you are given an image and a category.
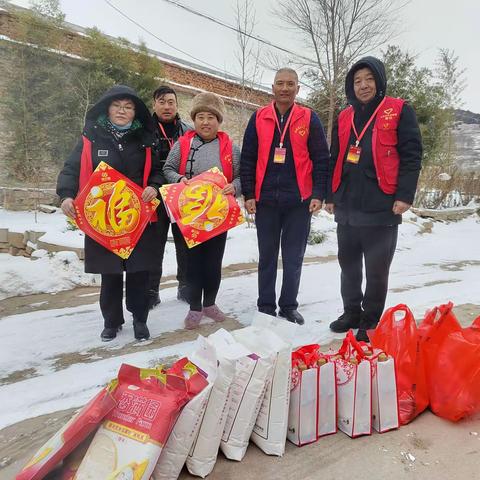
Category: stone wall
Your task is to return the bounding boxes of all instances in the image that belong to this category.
[0,187,58,211]
[0,226,84,259]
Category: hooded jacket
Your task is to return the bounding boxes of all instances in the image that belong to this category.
[328,57,422,226]
[56,85,163,274]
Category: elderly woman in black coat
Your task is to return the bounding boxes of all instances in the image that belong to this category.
[57,85,163,342]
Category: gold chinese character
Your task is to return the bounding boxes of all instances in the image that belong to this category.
[181,184,214,224]
[85,186,107,231]
[108,180,139,234]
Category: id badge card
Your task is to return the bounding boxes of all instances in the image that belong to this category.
[273,147,286,164]
[346,145,361,164]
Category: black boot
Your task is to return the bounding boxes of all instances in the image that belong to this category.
[279,309,305,325]
[101,326,121,342]
[329,312,361,333]
[258,306,277,317]
[133,322,150,341]
[355,312,378,343]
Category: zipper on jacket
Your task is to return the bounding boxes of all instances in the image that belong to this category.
[118,143,124,151]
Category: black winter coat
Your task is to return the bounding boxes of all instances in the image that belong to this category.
[328,56,423,226]
[57,85,163,274]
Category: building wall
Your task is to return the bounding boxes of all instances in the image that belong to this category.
[0,8,271,192]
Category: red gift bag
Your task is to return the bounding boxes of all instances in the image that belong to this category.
[369,304,428,425]
[420,303,480,421]
[334,331,372,437]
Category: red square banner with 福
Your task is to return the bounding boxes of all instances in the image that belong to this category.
[74,161,159,259]
[160,167,244,248]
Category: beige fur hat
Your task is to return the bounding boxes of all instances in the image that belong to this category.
[190,92,225,123]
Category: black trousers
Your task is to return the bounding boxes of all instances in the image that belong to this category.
[148,204,189,292]
[255,202,311,313]
[337,224,398,324]
[100,271,149,328]
[187,232,227,311]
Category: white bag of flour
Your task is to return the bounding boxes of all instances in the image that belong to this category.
[233,320,292,456]
[152,337,216,480]
[186,339,235,478]
[208,328,274,461]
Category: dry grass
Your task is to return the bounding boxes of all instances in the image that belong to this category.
[414,165,480,208]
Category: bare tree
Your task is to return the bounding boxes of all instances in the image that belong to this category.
[434,48,467,164]
[234,0,264,123]
[274,0,407,143]
[435,48,466,111]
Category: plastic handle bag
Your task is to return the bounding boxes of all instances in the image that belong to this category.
[370,304,428,425]
[420,304,480,421]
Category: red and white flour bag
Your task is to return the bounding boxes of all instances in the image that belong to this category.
[371,351,399,433]
[334,332,372,438]
[16,381,118,480]
[74,364,194,480]
[233,322,291,456]
[59,433,95,480]
[208,328,274,461]
[186,338,235,478]
[152,346,213,480]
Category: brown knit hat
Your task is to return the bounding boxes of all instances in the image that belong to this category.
[190,92,225,123]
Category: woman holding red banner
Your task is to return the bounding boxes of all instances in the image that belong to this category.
[57,85,164,342]
[163,92,241,329]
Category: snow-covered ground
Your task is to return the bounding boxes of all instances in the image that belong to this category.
[1,207,480,429]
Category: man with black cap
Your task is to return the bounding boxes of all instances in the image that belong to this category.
[326,56,422,341]
[149,86,192,308]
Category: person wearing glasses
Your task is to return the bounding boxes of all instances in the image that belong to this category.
[57,85,163,342]
[163,92,241,329]
[149,86,193,309]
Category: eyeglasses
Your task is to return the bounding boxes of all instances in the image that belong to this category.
[111,103,135,112]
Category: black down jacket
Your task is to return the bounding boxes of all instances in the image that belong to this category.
[57,85,163,274]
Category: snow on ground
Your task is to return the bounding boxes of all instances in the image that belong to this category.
[0,251,98,300]
[0,207,338,300]
[1,208,480,428]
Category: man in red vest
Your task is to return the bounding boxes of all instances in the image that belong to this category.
[241,68,330,325]
[326,56,422,341]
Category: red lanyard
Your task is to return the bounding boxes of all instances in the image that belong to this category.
[272,101,296,148]
[351,97,386,147]
[158,122,174,149]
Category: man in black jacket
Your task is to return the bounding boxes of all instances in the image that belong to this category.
[241,68,330,325]
[326,56,422,341]
[149,86,192,308]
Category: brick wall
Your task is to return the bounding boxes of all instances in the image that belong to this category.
[0,7,272,196]
[0,8,272,108]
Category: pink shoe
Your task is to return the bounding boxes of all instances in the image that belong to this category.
[184,310,203,330]
[203,305,228,323]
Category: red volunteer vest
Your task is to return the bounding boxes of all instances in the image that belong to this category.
[79,136,156,220]
[255,102,313,201]
[332,96,405,195]
[178,130,233,182]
